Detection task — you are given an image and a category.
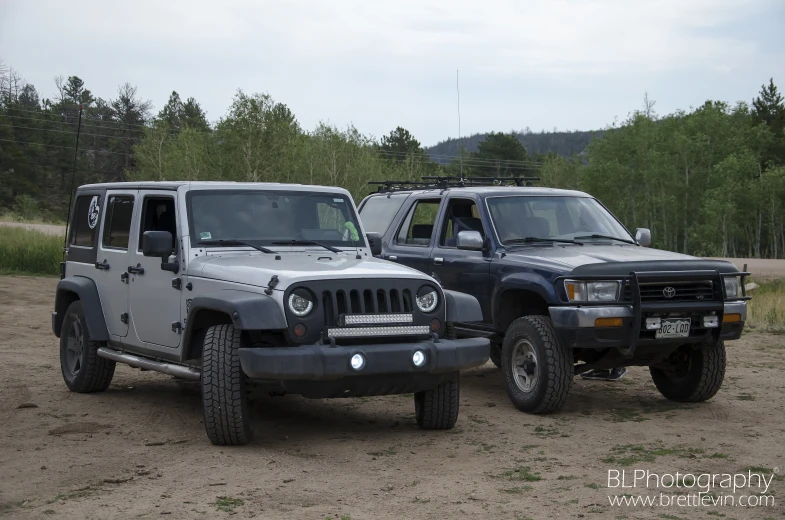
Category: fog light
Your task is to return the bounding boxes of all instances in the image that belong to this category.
[293,323,307,337]
[412,350,426,367]
[595,317,623,328]
[350,353,365,371]
[702,316,719,328]
[645,318,662,330]
[723,313,742,323]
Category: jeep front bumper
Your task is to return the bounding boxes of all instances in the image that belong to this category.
[549,301,747,349]
[238,337,490,380]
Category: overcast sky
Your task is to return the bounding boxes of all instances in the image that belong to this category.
[1,0,783,146]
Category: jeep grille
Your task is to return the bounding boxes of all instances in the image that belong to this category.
[323,288,413,325]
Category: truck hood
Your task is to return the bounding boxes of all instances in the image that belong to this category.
[187,252,432,290]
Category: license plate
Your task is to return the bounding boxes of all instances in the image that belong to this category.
[655,319,691,339]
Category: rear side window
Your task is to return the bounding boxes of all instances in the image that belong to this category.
[358,194,408,234]
[102,196,135,249]
[396,199,441,246]
[69,195,101,247]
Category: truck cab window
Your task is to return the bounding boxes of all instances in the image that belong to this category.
[440,199,485,247]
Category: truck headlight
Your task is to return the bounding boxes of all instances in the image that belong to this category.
[416,286,439,313]
[288,289,314,317]
[564,280,620,302]
[723,277,739,299]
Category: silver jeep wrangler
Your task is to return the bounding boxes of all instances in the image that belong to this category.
[52,182,490,445]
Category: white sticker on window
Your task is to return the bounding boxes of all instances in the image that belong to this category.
[200,231,212,240]
[333,198,344,203]
[87,196,100,229]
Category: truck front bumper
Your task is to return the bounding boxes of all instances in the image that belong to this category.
[238,337,490,380]
[549,301,747,349]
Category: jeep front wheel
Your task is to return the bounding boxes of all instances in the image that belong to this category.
[414,373,460,429]
[649,340,726,402]
[501,316,572,413]
[60,300,115,393]
[201,324,254,445]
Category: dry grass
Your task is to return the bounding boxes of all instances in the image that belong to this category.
[0,227,62,276]
[745,279,785,333]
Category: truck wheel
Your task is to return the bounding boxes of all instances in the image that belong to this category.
[414,373,459,429]
[489,342,502,369]
[60,300,115,393]
[650,340,725,402]
[201,324,254,445]
[501,316,572,413]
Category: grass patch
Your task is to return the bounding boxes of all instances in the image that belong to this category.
[0,226,62,276]
[602,444,704,466]
[533,425,559,438]
[214,496,244,512]
[500,466,542,482]
[367,447,397,456]
[735,393,756,401]
[500,486,532,494]
[606,408,649,423]
[746,279,785,333]
[47,487,95,504]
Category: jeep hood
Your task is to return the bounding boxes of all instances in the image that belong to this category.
[188,252,432,289]
[500,245,738,275]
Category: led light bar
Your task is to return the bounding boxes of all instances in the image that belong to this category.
[342,313,414,326]
[327,325,430,338]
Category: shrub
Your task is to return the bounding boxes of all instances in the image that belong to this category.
[12,194,40,222]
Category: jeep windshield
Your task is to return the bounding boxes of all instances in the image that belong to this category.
[187,190,364,248]
[486,196,633,245]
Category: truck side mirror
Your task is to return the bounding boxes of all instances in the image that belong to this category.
[366,232,382,256]
[457,230,484,251]
[635,228,651,247]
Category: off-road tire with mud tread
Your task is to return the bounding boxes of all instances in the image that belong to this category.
[201,324,254,445]
[502,315,572,414]
[649,340,726,402]
[60,300,115,393]
[414,373,460,429]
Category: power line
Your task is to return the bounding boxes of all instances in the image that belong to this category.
[0,138,133,157]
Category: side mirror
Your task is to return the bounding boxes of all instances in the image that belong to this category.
[142,231,173,257]
[366,232,382,256]
[635,228,652,247]
[457,230,484,251]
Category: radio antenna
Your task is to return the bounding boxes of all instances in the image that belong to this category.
[62,104,83,258]
[457,69,463,178]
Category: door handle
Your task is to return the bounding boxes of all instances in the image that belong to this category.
[434,257,444,265]
[388,255,398,261]
[120,272,129,284]
[127,264,145,275]
[94,260,110,270]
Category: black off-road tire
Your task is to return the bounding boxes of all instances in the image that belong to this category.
[502,316,572,413]
[414,373,460,429]
[650,340,726,402]
[201,324,254,445]
[489,342,502,369]
[60,300,115,393]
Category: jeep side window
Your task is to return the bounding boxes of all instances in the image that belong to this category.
[138,197,177,252]
[440,198,485,247]
[69,195,99,248]
[396,199,440,246]
[102,196,135,249]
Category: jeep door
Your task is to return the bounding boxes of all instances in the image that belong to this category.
[94,190,137,338]
[380,196,443,275]
[127,191,182,350]
[429,196,493,324]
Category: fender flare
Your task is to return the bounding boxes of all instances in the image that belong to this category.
[443,289,484,323]
[53,276,109,341]
[491,273,558,328]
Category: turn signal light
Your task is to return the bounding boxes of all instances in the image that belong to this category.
[722,313,742,323]
[595,317,623,328]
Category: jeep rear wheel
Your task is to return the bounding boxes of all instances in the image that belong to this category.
[60,300,115,393]
[650,340,726,402]
[414,373,460,429]
[201,324,254,445]
[501,316,572,413]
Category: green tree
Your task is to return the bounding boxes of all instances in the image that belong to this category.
[752,78,785,163]
[469,132,531,177]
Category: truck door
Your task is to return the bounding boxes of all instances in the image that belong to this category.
[380,197,443,275]
[429,196,493,324]
[94,190,138,338]
[127,191,182,350]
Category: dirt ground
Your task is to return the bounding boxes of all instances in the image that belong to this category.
[0,276,783,520]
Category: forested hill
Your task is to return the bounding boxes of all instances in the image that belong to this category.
[425,129,601,158]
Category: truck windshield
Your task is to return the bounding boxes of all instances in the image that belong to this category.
[486,196,633,244]
[187,190,365,248]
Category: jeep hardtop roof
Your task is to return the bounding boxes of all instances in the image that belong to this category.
[77,181,353,194]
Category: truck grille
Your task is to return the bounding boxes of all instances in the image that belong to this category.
[624,281,715,302]
[323,288,414,326]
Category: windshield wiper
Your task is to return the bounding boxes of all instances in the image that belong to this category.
[573,234,636,245]
[271,240,342,254]
[197,239,278,254]
[504,237,583,246]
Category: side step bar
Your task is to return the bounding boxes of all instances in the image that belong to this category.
[97,347,201,381]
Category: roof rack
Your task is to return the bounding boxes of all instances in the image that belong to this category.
[369,176,541,193]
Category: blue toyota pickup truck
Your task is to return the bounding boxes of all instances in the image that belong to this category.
[358,176,750,414]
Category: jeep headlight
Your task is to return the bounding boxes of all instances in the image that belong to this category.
[288,289,314,317]
[723,277,739,299]
[416,286,439,313]
[564,280,620,302]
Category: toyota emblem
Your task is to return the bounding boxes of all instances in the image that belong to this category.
[662,286,676,299]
